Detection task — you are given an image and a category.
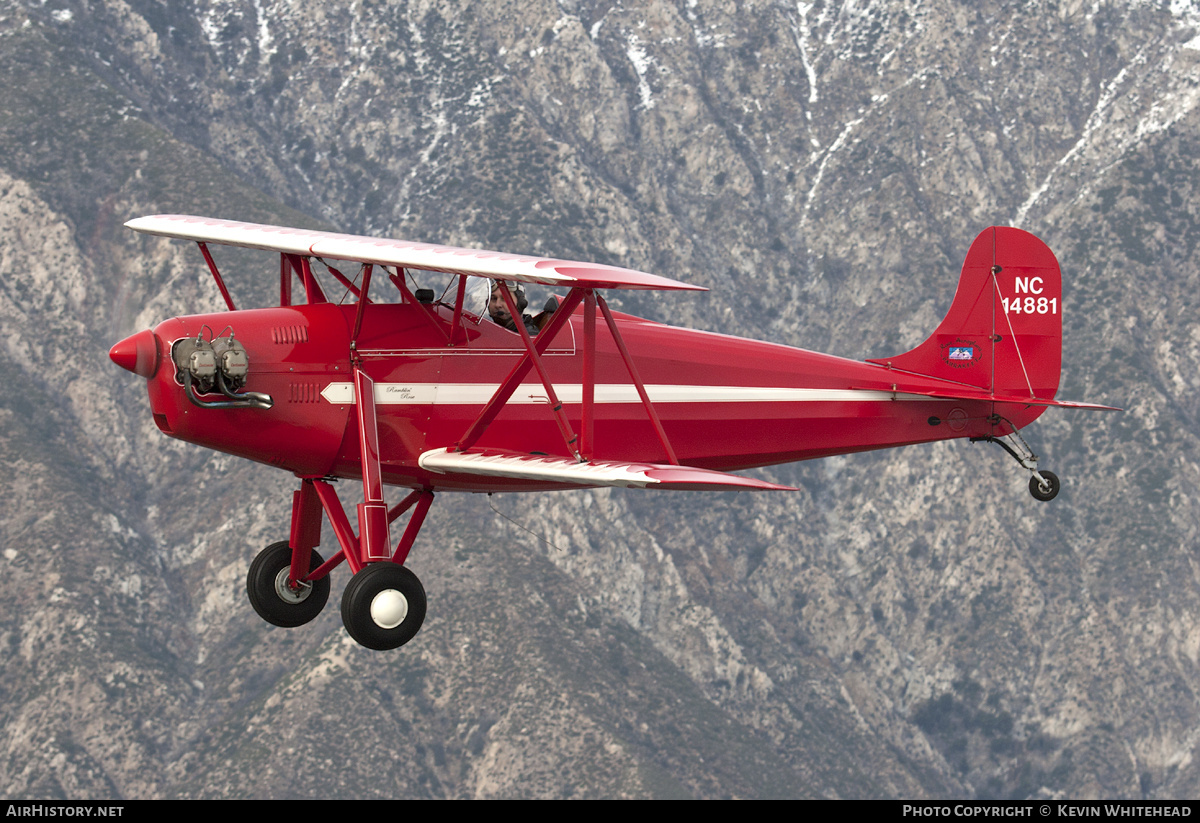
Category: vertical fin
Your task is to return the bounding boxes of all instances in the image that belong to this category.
[868,226,1063,403]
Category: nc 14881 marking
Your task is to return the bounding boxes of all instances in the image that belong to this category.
[1004,276,1058,315]
[1002,296,1057,315]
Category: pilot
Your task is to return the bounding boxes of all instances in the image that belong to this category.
[488,280,542,335]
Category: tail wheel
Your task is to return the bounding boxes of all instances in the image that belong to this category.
[1029,470,1060,502]
[246,541,330,628]
[341,563,427,650]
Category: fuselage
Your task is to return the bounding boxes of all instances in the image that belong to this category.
[137,299,1039,492]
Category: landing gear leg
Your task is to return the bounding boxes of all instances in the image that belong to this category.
[316,366,434,650]
[971,430,1061,502]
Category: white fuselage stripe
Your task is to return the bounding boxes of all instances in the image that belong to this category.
[319,382,929,405]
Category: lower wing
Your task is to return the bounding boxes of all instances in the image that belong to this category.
[418,448,795,491]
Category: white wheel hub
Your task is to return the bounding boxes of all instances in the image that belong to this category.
[370,589,409,629]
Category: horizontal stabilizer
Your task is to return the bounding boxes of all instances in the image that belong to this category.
[418,448,794,491]
[879,385,1122,411]
[126,215,703,292]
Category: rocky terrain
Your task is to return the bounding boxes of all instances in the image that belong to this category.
[1,0,1199,799]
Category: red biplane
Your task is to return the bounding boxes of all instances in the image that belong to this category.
[110,216,1116,650]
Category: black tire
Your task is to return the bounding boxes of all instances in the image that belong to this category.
[340,563,427,651]
[1029,470,1060,502]
[246,541,331,628]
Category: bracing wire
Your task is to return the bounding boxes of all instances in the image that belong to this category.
[486,494,570,553]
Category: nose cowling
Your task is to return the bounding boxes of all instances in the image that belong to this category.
[109,328,161,379]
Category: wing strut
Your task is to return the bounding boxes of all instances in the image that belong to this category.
[197,243,237,311]
[293,255,328,304]
[277,254,329,305]
[597,293,679,465]
[580,292,596,458]
[453,286,680,466]
[350,264,374,345]
[455,287,586,453]
[449,274,469,346]
[496,281,582,460]
[279,254,292,306]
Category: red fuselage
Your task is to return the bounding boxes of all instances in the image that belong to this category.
[137,300,1040,492]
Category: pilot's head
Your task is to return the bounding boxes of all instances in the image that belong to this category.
[488,281,527,330]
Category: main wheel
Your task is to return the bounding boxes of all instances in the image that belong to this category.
[340,563,427,650]
[246,541,331,628]
[1029,470,1060,502]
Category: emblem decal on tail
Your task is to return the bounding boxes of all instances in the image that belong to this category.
[940,338,982,368]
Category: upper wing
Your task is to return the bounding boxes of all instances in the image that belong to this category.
[418,448,794,491]
[125,214,704,292]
